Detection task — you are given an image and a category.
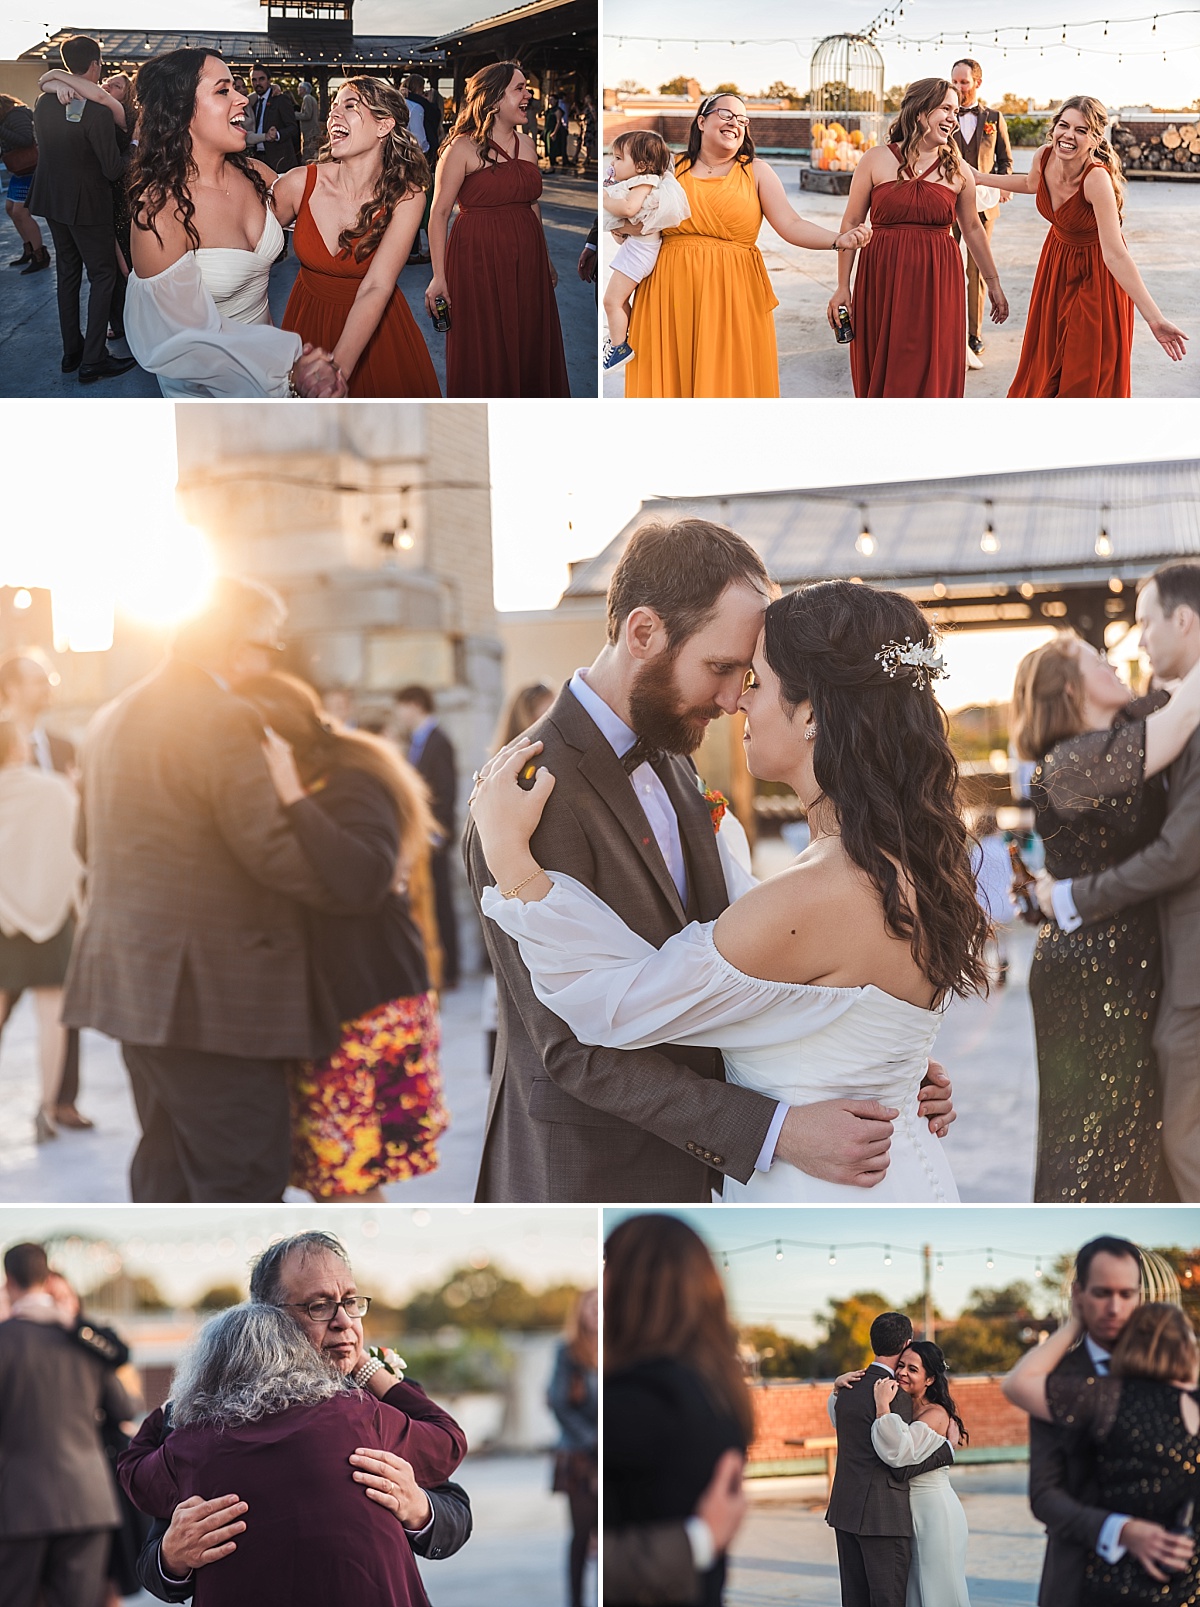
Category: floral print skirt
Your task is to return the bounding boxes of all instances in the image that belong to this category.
[290,991,448,1199]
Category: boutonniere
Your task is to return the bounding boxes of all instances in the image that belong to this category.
[697,777,728,833]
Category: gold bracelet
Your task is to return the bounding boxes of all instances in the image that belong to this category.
[502,867,544,899]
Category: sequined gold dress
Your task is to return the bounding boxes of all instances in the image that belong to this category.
[1047,1373,1200,1605]
[1029,702,1169,1202]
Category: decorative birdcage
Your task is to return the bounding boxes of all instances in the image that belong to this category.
[807,34,886,181]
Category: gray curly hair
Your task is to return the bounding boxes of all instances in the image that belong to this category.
[170,1302,347,1428]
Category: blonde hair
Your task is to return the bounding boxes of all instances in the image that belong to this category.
[1049,96,1125,221]
[889,78,963,188]
[446,61,524,164]
[1010,635,1085,761]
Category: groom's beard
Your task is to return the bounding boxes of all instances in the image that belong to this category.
[628,657,724,755]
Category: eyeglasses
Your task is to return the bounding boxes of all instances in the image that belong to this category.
[284,1296,372,1321]
[704,108,750,129]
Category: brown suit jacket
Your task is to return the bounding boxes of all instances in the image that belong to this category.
[0,1315,131,1537]
[1028,1339,1107,1607]
[825,1365,954,1537]
[63,656,353,1060]
[464,684,777,1203]
[952,103,1012,219]
[1071,724,1200,1010]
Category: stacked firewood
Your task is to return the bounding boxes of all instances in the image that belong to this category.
[1113,120,1200,175]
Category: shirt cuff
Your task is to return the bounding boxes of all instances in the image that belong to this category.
[158,1549,194,1586]
[1097,1513,1130,1563]
[581,241,597,251]
[755,1102,790,1173]
[684,1516,716,1573]
[403,1500,436,1539]
[1051,879,1082,932]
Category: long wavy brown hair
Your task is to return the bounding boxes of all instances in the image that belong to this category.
[320,76,431,261]
[1010,634,1086,761]
[445,61,525,165]
[888,77,962,187]
[1048,96,1125,221]
[762,581,989,1001]
[678,92,757,174]
[237,672,434,874]
[129,49,271,250]
[604,1215,755,1444]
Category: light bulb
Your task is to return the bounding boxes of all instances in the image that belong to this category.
[828,1248,837,1266]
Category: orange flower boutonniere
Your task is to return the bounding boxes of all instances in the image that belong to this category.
[700,783,728,834]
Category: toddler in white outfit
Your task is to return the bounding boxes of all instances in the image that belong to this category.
[602,129,690,369]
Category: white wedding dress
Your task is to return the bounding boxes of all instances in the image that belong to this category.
[125,206,302,397]
[482,872,958,1203]
[871,1416,971,1607]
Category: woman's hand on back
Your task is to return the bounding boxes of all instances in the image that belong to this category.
[469,737,556,886]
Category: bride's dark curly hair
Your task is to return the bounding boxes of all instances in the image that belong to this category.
[129,49,271,250]
[900,1341,970,1444]
[762,580,989,1001]
[320,77,431,261]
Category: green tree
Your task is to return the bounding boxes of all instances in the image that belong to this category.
[196,1283,243,1311]
[402,1266,580,1333]
[814,1291,891,1374]
[617,79,648,94]
[884,84,907,112]
[741,1324,819,1378]
[658,76,691,96]
[938,1312,1027,1374]
[764,81,800,106]
[710,83,742,96]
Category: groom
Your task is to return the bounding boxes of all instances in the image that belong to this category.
[949,58,1011,363]
[464,518,954,1202]
[826,1311,954,1607]
[1036,562,1200,1199]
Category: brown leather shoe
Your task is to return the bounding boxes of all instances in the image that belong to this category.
[54,1105,95,1130]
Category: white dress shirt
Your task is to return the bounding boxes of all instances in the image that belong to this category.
[958,107,979,143]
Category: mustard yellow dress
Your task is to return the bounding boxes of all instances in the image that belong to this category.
[624,158,780,398]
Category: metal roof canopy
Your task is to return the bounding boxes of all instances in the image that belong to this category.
[428,0,589,49]
[21,28,443,69]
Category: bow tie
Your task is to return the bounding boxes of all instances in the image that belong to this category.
[621,738,664,775]
[958,108,975,118]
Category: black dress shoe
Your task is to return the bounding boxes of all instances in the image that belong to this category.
[61,352,83,374]
[78,354,137,384]
[968,335,985,356]
[9,242,33,267]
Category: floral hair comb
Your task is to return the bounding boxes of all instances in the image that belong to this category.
[875,638,948,690]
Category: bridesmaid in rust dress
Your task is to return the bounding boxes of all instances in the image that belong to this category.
[830,78,1009,396]
[1011,634,1200,1201]
[978,97,1187,396]
[426,61,568,397]
[274,77,439,397]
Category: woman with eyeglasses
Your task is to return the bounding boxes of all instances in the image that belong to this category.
[239,672,449,1203]
[619,93,871,398]
[120,1302,466,1607]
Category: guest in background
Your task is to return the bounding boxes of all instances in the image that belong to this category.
[549,1289,599,1607]
[0,95,48,273]
[297,81,321,162]
[393,685,460,989]
[246,63,298,174]
[247,672,449,1202]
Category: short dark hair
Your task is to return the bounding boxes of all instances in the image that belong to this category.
[1150,562,1200,619]
[61,35,101,74]
[394,684,434,713]
[4,1242,50,1289]
[1075,1236,1143,1288]
[952,58,982,83]
[870,1311,914,1356]
[249,1231,351,1306]
[252,62,268,75]
[606,519,771,650]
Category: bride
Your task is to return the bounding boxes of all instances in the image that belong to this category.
[470,579,989,1203]
[831,1342,972,1606]
[125,49,344,397]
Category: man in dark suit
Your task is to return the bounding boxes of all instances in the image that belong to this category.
[28,35,136,384]
[394,685,460,988]
[63,577,359,1204]
[464,518,955,1202]
[246,64,299,173]
[0,1240,132,1607]
[950,58,1012,364]
[1028,1235,1192,1603]
[826,1311,954,1607]
[134,1231,472,1600]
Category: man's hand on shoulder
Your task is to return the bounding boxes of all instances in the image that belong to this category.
[160,1494,247,1577]
[775,1099,894,1188]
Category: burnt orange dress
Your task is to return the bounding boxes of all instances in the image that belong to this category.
[849,146,966,398]
[281,164,440,398]
[1008,159,1134,398]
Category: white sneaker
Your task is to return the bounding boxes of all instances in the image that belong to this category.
[966,347,983,370]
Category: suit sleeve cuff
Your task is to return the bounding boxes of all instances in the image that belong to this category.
[158,1549,194,1586]
[755,1102,789,1172]
[404,1500,436,1539]
[1051,879,1082,932]
[685,1517,716,1572]
[1097,1514,1130,1563]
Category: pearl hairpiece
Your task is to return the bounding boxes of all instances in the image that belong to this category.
[875,638,948,690]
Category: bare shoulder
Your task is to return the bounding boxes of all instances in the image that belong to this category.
[443,133,476,171]
[916,1404,951,1435]
[247,157,279,186]
[516,128,538,160]
[130,200,191,274]
[714,855,846,984]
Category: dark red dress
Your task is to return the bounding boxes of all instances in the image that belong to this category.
[850,145,966,398]
[281,164,440,398]
[444,136,569,397]
[1008,159,1135,398]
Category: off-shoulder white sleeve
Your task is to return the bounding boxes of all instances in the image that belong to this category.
[717,812,757,901]
[480,871,859,1051]
[125,257,302,397]
[870,1415,950,1467]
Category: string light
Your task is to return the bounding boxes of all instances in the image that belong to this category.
[883,1245,892,1266]
[981,502,999,554]
[986,1249,995,1270]
[776,1240,784,1261]
[828,1248,837,1266]
[1096,507,1113,557]
[856,506,875,558]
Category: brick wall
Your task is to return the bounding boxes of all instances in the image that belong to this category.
[747,1377,1030,1471]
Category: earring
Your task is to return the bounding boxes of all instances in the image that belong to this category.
[803,725,817,742]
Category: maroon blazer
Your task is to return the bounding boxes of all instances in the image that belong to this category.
[119,1387,466,1607]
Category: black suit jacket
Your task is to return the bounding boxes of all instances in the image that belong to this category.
[28,92,127,225]
[826,1364,956,1536]
[1029,1340,1109,1607]
[414,723,457,844]
[247,89,298,172]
